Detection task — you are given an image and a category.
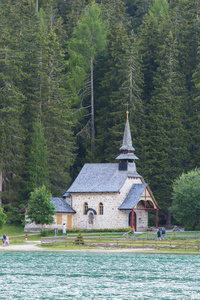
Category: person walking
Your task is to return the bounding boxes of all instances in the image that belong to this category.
[1,233,6,246]
[63,223,66,235]
[5,235,9,246]
[161,228,165,240]
[157,228,161,240]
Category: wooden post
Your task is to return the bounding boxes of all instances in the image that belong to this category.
[156,209,158,228]
[130,209,134,229]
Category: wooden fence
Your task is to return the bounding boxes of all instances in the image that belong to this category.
[145,231,200,240]
[41,236,200,251]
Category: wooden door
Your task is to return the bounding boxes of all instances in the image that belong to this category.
[57,214,62,225]
[67,215,72,229]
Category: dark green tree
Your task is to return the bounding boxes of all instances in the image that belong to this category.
[68,0,107,153]
[36,9,76,195]
[95,26,143,163]
[140,31,189,219]
[26,116,49,195]
[27,185,55,228]
[0,206,7,229]
[171,168,200,226]
[191,42,200,168]
[0,0,25,205]
[138,0,170,104]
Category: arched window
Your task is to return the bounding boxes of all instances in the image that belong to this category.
[88,212,94,224]
[99,202,103,215]
[83,202,88,215]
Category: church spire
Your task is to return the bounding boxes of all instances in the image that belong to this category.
[116,109,139,171]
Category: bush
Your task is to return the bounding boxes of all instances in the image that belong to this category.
[40,230,48,237]
[195,221,200,231]
[4,204,23,226]
[184,222,193,231]
[65,228,130,234]
[74,232,84,245]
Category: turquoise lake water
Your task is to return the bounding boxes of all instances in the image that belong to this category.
[0,252,200,299]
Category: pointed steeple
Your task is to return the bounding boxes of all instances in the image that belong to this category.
[120,118,136,153]
[116,111,140,175]
[116,116,138,162]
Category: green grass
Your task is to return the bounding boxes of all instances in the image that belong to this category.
[0,224,41,244]
[137,231,200,239]
[0,224,25,236]
[1,225,200,254]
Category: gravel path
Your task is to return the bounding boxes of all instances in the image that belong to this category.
[0,243,154,252]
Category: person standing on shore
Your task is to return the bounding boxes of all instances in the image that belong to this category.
[157,228,161,240]
[25,234,28,241]
[63,223,66,235]
[1,233,6,246]
[5,235,9,246]
[161,228,165,240]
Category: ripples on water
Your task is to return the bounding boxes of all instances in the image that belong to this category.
[0,252,200,299]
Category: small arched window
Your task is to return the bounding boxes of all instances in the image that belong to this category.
[88,212,94,224]
[83,202,88,215]
[99,202,103,215]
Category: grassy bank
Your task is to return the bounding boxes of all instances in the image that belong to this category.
[1,225,200,254]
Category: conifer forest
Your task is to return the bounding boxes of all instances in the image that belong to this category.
[0,0,200,225]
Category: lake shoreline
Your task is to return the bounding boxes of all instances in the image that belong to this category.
[0,243,200,255]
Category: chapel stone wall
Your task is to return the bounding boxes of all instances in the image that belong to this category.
[71,177,144,230]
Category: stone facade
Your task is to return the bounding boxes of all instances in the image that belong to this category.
[24,213,73,232]
[71,177,153,231]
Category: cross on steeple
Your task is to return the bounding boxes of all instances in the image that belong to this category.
[126,102,129,119]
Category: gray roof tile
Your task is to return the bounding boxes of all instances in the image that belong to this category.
[67,163,130,193]
[51,197,75,213]
[118,184,147,210]
[120,118,135,152]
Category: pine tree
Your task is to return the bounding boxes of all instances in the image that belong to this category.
[68,1,107,154]
[191,42,200,168]
[141,31,189,217]
[138,0,170,104]
[95,26,143,162]
[0,0,25,205]
[37,10,76,195]
[26,116,49,195]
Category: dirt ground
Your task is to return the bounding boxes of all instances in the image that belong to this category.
[0,242,154,252]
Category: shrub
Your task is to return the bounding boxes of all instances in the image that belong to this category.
[184,222,193,231]
[40,230,48,237]
[74,232,84,245]
[195,221,200,231]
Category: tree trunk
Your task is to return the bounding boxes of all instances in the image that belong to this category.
[91,56,95,153]
[36,0,38,13]
[166,209,171,225]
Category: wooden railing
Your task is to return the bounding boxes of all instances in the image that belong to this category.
[41,236,200,251]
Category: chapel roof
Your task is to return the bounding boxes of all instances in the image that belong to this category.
[51,197,76,213]
[118,184,147,210]
[66,163,141,194]
[20,197,76,213]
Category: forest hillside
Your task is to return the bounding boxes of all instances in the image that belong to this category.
[0,0,199,225]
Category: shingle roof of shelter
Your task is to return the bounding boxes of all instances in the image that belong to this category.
[118,184,147,210]
[51,197,76,213]
[67,163,141,193]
